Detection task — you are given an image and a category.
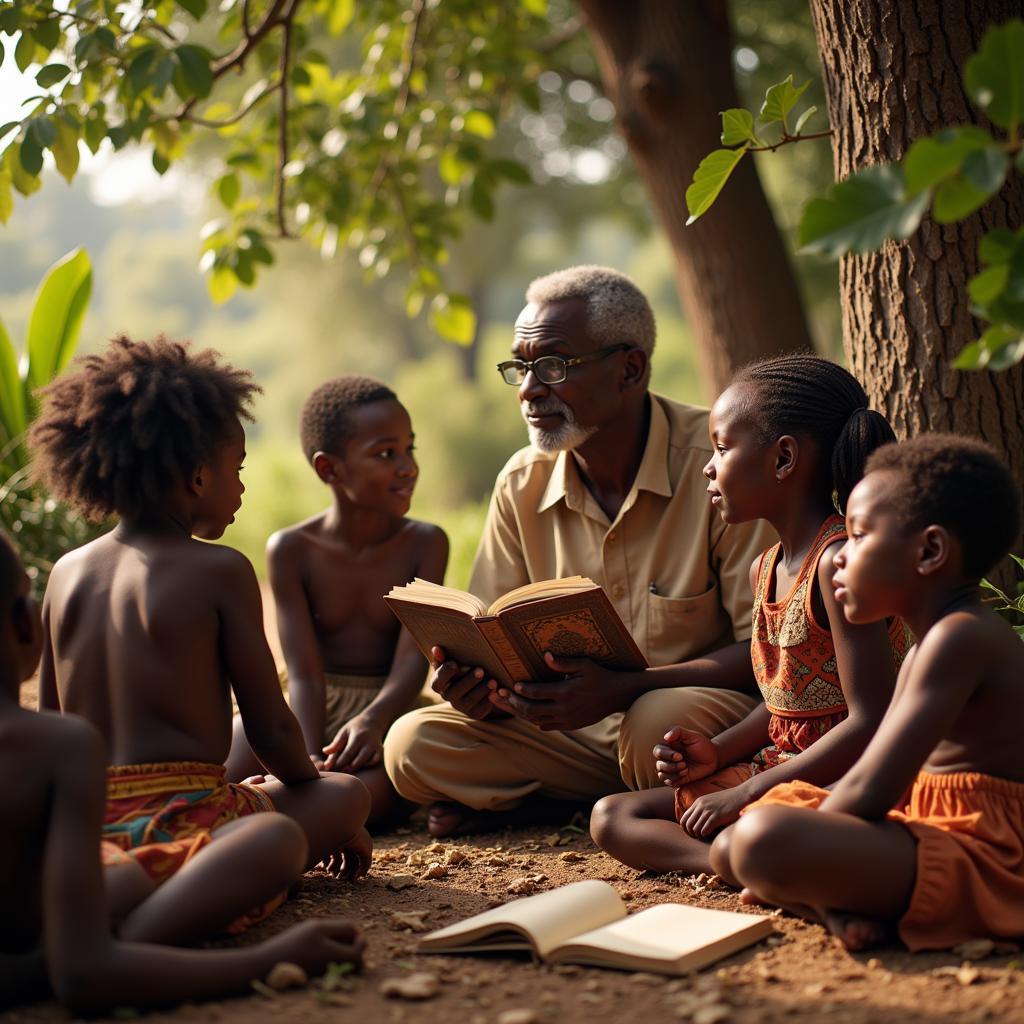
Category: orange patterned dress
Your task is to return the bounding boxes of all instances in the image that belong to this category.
[675,515,911,819]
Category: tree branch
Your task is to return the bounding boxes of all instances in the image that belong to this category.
[178,80,281,128]
[747,128,834,152]
[273,7,295,238]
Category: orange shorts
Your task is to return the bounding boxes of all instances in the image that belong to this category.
[744,771,1024,951]
[101,761,281,933]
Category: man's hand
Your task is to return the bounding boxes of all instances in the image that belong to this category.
[430,646,498,720]
[323,826,373,880]
[654,726,719,787]
[679,786,751,838]
[495,652,629,732]
[323,714,384,773]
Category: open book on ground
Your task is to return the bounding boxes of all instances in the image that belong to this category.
[384,576,648,687]
[419,879,773,975]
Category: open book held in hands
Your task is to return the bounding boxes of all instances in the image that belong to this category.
[384,576,648,687]
[419,879,773,975]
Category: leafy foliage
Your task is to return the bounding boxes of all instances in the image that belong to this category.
[0,248,106,594]
[0,0,557,343]
[685,18,1024,371]
[981,554,1024,641]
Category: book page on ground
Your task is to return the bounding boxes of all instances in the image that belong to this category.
[419,879,626,959]
[548,903,774,974]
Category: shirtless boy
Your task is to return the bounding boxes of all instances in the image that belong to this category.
[226,376,447,822]
[713,435,1024,952]
[0,533,364,1014]
[33,336,371,931]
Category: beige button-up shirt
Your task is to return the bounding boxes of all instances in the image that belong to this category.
[468,393,777,667]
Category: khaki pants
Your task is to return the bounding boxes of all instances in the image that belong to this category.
[382,686,757,810]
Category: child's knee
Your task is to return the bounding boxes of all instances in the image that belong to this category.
[589,791,642,850]
[249,812,309,882]
[725,808,795,889]
[323,771,372,827]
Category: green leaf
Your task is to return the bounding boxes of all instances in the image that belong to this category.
[964,18,1024,132]
[0,317,26,443]
[521,0,547,14]
[0,121,19,144]
[793,105,818,135]
[83,116,106,154]
[933,148,1008,222]
[18,135,43,177]
[51,116,80,183]
[216,172,240,208]
[463,110,496,139]
[27,117,56,149]
[685,147,748,224]
[326,0,355,35]
[36,64,71,89]
[26,248,92,390]
[175,0,208,18]
[0,170,12,225]
[720,108,757,146]
[15,32,36,73]
[208,265,237,304]
[152,150,169,175]
[439,146,467,185]
[6,143,41,197]
[759,75,810,127]
[979,228,1018,265]
[488,159,531,184]
[954,323,1024,371]
[126,46,159,95]
[903,126,991,196]
[968,263,1009,305]
[174,44,214,100]
[798,164,930,259]
[34,18,60,51]
[429,294,476,345]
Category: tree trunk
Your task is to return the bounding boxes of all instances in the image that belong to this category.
[576,0,815,400]
[810,0,1024,584]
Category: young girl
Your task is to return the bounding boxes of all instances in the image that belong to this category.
[591,354,910,875]
[714,436,1024,952]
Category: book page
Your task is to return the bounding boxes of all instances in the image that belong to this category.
[550,903,773,974]
[420,879,625,959]
[386,578,488,618]
[487,576,596,616]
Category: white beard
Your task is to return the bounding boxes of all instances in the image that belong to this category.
[522,397,597,453]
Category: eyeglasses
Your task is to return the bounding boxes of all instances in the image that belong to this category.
[496,344,633,386]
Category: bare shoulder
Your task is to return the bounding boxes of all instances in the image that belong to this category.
[10,707,102,767]
[267,513,328,566]
[910,607,1004,682]
[406,519,448,550]
[190,540,259,590]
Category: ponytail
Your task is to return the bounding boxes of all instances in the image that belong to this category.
[832,408,896,513]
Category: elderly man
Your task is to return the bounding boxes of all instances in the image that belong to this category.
[383,266,774,837]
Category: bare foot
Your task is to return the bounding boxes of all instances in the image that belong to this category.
[426,802,504,838]
[738,887,773,908]
[824,910,891,951]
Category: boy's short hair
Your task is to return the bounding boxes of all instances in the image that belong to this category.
[30,335,260,522]
[866,434,1022,580]
[299,376,396,463]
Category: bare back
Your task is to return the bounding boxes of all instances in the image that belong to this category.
[42,529,244,765]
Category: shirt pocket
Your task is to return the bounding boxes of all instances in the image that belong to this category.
[646,581,730,663]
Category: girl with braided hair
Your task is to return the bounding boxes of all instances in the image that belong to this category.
[591,353,911,876]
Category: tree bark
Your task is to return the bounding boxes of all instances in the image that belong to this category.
[809,0,1024,583]
[576,0,815,399]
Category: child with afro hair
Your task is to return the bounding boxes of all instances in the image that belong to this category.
[713,434,1024,954]
[33,336,371,948]
[226,374,447,825]
[0,531,364,1013]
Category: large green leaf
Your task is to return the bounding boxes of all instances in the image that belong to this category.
[26,249,92,391]
[720,108,758,146]
[954,323,1024,371]
[933,147,1009,222]
[798,165,930,259]
[903,126,991,196]
[0,317,26,444]
[685,147,748,225]
[964,18,1024,132]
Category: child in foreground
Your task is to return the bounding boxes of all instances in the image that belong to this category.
[591,355,909,875]
[0,533,364,1014]
[33,336,371,944]
[713,435,1024,952]
[226,376,448,822]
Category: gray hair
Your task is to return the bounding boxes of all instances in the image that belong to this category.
[525,265,656,383]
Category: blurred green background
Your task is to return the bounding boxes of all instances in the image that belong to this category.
[0,4,840,589]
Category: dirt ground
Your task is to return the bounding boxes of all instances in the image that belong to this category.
[11,595,1024,1024]
[5,812,1024,1024]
